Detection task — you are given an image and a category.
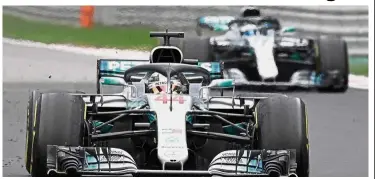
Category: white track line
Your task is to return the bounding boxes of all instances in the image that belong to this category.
[3,38,368,90]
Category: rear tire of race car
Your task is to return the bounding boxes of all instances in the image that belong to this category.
[255,96,309,177]
[25,92,85,177]
[316,36,349,92]
[181,37,214,62]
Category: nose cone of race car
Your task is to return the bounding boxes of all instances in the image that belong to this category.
[248,34,279,80]
[147,94,192,167]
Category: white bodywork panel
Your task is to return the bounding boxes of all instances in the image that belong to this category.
[214,24,280,80]
[246,31,279,80]
[82,93,193,167]
[147,93,191,168]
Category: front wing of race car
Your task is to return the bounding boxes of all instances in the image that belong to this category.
[46,145,297,177]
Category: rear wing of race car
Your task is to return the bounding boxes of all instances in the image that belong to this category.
[196,16,235,36]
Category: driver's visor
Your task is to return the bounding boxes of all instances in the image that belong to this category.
[152,84,177,94]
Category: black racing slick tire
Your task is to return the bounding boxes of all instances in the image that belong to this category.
[25,91,86,177]
[181,37,214,62]
[255,96,310,177]
[316,36,349,92]
[25,90,84,175]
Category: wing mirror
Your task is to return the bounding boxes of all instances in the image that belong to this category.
[199,79,235,102]
[100,77,127,86]
[281,26,296,33]
[208,79,234,88]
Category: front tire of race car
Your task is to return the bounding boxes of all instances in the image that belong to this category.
[316,36,349,92]
[25,92,85,177]
[255,96,310,177]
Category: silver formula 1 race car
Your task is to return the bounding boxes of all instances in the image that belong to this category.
[171,6,349,92]
[24,32,309,177]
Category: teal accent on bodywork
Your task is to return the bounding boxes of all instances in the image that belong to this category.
[197,62,221,74]
[291,52,302,60]
[223,123,247,135]
[209,79,234,88]
[186,115,193,124]
[99,60,148,74]
[93,120,113,133]
[249,48,254,56]
[147,113,157,123]
[212,24,229,32]
[282,26,296,33]
[219,80,234,87]
[100,77,126,86]
[247,160,264,173]
[86,154,98,169]
[127,99,148,109]
[197,62,223,80]
[199,16,234,26]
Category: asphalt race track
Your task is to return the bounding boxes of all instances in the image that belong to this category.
[2,43,369,177]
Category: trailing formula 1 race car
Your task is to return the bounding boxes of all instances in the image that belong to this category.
[24,32,310,177]
[173,6,349,92]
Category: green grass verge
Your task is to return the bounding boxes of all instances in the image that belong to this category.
[3,14,158,50]
[349,57,368,76]
[3,14,368,76]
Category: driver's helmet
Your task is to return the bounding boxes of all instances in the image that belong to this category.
[257,16,281,31]
[240,6,261,17]
[147,72,183,94]
[240,24,258,36]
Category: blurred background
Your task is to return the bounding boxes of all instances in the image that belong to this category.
[3,6,369,76]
